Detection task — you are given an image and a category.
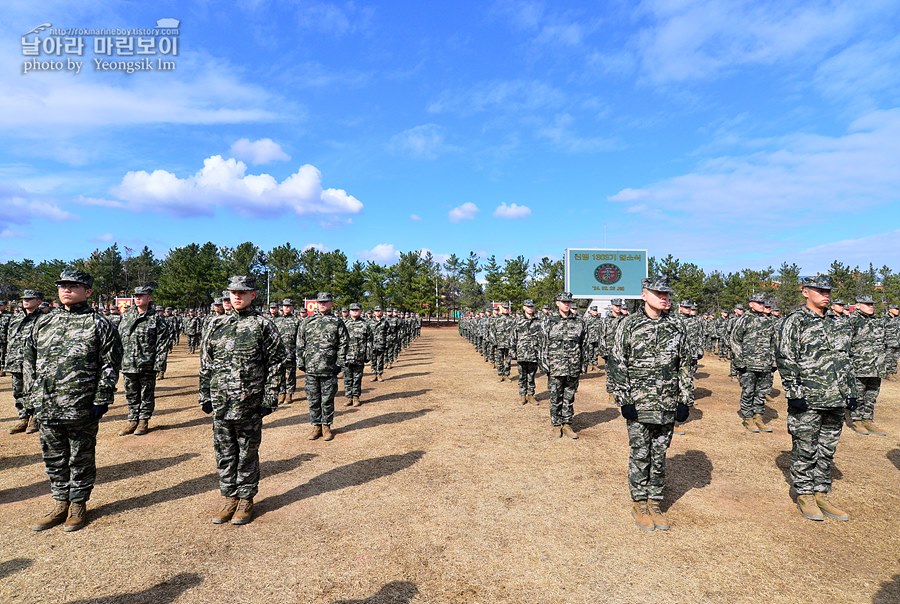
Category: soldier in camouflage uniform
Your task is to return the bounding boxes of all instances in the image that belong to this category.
[273,298,301,404]
[369,306,388,381]
[730,293,776,433]
[385,309,401,369]
[584,305,603,372]
[26,270,123,532]
[343,303,372,407]
[298,292,349,441]
[492,303,515,382]
[600,299,626,403]
[6,290,44,435]
[885,304,900,379]
[543,292,586,439]
[117,286,170,436]
[0,300,11,377]
[511,300,543,405]
[846,295,888,436]
[609,276,692,531]
[777,276,859,521]
[184,311,202,354]
[200,275,285,526]
[201,298,226,346]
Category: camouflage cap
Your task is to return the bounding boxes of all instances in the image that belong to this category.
[748,293,766,303]
[589,304,598,310]
[772,306,780,312]
[734,303,745,310]
[213,297,224,305]
[641,276,673,293]
[349,302,361,310]
[221,290,231,299]
[832,299,845,306]
[541,304,550,310]
[523,299,535,307]
[21,289,43,299]
[501,302,510,309]
[341,307,348,312]
[374,305,383,311]
[56,269,94,288]
[889,303,899,310]
[317,292,334,302]
[555,291,574,302]
[689,302,698,309]
[39,301,50,308]
[764,300,772,308]
[166,307,175,311]
[610,298,623,306]
[269,302,279,309]
[855,295,875,304]
[800,275,832,290]
[134,285,153,295]
[679,299,691,307]
[281,298,295,306]
[227,275,256,291]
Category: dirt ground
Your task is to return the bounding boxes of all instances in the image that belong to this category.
[1,327,898,604]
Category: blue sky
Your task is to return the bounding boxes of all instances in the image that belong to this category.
[3,0,899,274]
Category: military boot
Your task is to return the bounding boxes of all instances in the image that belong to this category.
[551,424,562,439]
[322,425,334,441]
[285,392,294,405]
[530,394,539,406]
[63,502,87,532]
[861,420,886,436]
[847,420,869,435]
[25,416,38,434]
[561,424,578,440]
[742,417,760,433]
[371,375,379,382]
[158,371,165,380]
[796,494,824,521]
[352,397,362,407]
[498,375,505,382]
[308,425,322,440]
[345,398,354,407]
[8,417,28,434]
[133,419,149,436]
[211,496,239,524]
[673,424,686,436]
[118,421,139,436]
[277,392,286,404]
[230,498,254,525]
[814,493,849,521]
[753,414,773,433]
[647,499,670,531]
[631,500,655,531]
[520,395,528,405]
[31,499,69,531]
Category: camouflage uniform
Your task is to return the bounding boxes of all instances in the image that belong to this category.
[343,307,372,402]
[24,272,123,506]
[199,279,285,501]
[118,299,170,423]
[369,309,389,377]
[847,299,887,424]
[5,293,44,426]
[884,306,900,377]
[297,295,349,428]
[184,313,201,354]
[492,307,515,378]
[543,294,586,429]
[511,303,543,400]
[273,300,302,399]
[0,305,12,372]
[600,301,626,398]
[731,297,776,420]
[776,277,858,498]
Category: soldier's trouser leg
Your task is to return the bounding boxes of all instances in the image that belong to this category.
[11,371,28,419]
[517,361,537,396]
[548,375,578,425]
[497,348,511,376]
[281,362,297,394]
[212,416,262,499]
[788,408,843,495]
[371,349,384,375]
[627,420,675,501]
[39,418,100,503]
[850,377,881,422]
[605,359,617,394]
[124,371,156,421]
[345,363,364,398]
[738,371,767,418]
[306,375,338,426]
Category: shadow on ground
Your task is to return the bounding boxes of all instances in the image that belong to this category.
[888,449,900,471]
[0,558,33,580]
[64,572,202,604]
[665,449,713,510]
[572,407,619,431]
[340,409,433,434]
[874,574,900,604]
[365,389,431,404]
[332,581,419,604]
[384,372,431,380]
[0,452,43,472]
[694,387,712,400]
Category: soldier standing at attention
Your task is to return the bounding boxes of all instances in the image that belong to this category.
[600,299,626,404]
[0,300,11,377]
[610,277,692,532]
[343,303,372,407]
[543,292,586,440]
[369,306,388,381]
[731,293,776,433]
[6,290,44,435]
[117,286,170,436]
[273,298,301,405]
[200,276,285,526]
[884,304,900,379]
[511,300,543,405]
[26,270,123,532]
[298,292,348,442]
[776,276,858,522]
[846,295,888,436]
[184,311,201,354]
[493,303,514,382]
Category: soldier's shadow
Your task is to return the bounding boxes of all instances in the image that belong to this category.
[873,574,900,604]
[63,572,202,604]
[571,408,619,431]
[365,389,431,404]
[693,387,712,400]
[103,404,197,422]
[0,558,33,580]
[888,448,900,471]
[683,407,703,424]
[0,452,43,472]
[694,372,710,379]
[384,372,431,380]
[153,416,212,432]
[762,406,781,421]
[339,409,433,434]
[664,449,713,511]
[257,451,425,517]
[331,581,418,604]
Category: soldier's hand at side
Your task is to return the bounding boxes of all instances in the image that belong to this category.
[201,401,213,414]
[90,404,109,419]
[333,365,342,376]
[675,403,690,423]
[620,404,638,421]
[735,366,747,374]
[845,397,859,411]
[787,398,808,414]
[259,406,275,417]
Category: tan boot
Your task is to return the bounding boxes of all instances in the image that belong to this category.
[498,375,505,382]
[133,419,149,436]
[345,398,354,407]
[31,499,69,531]
[861,420,886,436]
[158,371,165,380]
[530,394,539,406]
[631,500,655,531]
[647,499,670,531]
[277,392,285,404]
[796,494,824,521]
[814,492,849,521]
[753,414,773,433]
[742,418,760,433]
[8,417,28,434]
[371,375,379,382]
[551,424,562,439]
[63,502,87,532]
[673,424,686,436]
[25,416,38,434]
[561,424,578,440]
[848,420,869,435]
[285,392,294,405]
[211,496,239,524]
[322,425,334,441]
[352,397,362,407]
[118,421,139,436]
[230,498,254,525]
[308,425,322,440]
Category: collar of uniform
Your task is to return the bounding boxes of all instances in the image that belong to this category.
[64,301,92,314]
[236,308,256,317]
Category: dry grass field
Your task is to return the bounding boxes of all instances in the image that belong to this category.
[1,327,898,603]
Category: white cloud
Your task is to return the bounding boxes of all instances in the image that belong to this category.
[0,183,76,233]
[536,113,616,152]
[358,243,400,263]
[389,124,450,160]
[410,213,422,221]
[796,230,900,270]
[109,155,363,218]
[94,233,114,243]
[493,202,532,219]
[418,248,451,265]
[813,35,900,109]
[449,202,479,222]
[303,243,330,252]
[230,138,290,165]
[428,79,566,116]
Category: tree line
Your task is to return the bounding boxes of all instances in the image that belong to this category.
[1,243,898,315]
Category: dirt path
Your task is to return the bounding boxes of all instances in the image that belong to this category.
[1,328,898,603]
